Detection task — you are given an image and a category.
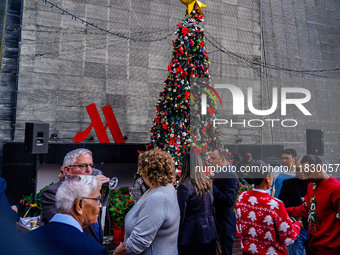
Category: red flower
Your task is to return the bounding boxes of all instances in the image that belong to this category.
[238,191,243,195]
[117,210,120,213]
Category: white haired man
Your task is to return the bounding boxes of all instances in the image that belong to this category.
[41,148,109,243]
[25,175,108,255]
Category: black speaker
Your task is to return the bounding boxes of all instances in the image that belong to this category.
[24,122,49,154]
[306,129,324,156]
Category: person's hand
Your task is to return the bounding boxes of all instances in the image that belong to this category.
[298,219,304,229]
[95,175,110,189]
[11,205,18,213]
[113,242,128,255]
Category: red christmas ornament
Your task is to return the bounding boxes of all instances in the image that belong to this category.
[182,27,189,36]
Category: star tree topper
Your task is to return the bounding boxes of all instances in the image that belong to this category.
[179,0,207,17]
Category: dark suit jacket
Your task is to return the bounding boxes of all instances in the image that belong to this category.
[213,169,239,233]
[24,222,108,255]
[177,179,217,245]
[278,178,310,228]
[0,177,18,225]
[0,177,21,255]
[41,180,103,243]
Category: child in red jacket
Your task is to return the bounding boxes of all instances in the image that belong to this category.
[236,160,302,255]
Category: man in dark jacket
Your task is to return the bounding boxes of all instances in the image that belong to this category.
[210,148,239,255]
[40,148,109,243]
[25,175,108,255]
[279,158,310,255]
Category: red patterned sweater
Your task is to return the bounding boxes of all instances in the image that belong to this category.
[235,189,301,255]
[286,177,340,254]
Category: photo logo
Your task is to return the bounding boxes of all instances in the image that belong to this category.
[199,83,312,128]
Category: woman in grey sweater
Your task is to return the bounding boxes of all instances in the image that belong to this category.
[113,150,180,255]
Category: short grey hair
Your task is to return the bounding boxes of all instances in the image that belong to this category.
[63,148,92,166]
[56,175,98,213]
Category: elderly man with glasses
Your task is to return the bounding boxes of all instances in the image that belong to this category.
[41,148,109,243]
[25,175,108,255]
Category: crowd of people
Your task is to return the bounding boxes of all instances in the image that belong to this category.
[0,147,340,255]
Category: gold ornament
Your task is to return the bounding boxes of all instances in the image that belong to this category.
[179,0,207,17]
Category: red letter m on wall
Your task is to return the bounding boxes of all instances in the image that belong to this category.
[73,103,125,143]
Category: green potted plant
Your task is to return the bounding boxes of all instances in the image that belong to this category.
[20,182,54,217]
[108,186,134,244]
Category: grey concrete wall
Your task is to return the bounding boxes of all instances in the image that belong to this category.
[260,0,340,166]
[2,0,338,168]
[14,0,262,145]
[0,0,22,147]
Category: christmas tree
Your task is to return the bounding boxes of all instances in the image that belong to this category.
[147,0,223,173]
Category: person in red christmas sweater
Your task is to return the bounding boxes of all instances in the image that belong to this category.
[286,154,340,255]
[236,160,302,255]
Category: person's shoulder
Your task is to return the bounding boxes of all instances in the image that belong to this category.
[135,177,144,184]
[25,223,107,254]
[330,177,340,184]
[281,177,297,186]
[45,181,63,190]
[150,184,176,198]
[179,179,191,187]
[328,177,340,191]
[267,196,285,210]
[0,177,6,193]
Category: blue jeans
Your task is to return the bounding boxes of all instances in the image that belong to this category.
[288,228,309,255]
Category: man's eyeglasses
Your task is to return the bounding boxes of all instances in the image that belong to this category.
[281,157,292,160]
[210,157,220,160]
[68,163,95,170]
[81,195,102,205]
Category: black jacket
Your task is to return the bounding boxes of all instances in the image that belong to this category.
[278,178,310,228]
[177,179,217,245]
[213,168,239,233]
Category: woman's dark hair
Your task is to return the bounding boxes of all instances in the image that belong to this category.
[179,151,212,196]
[244,160,272,186]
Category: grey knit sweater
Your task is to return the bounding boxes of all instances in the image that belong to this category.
[124,183,180,255]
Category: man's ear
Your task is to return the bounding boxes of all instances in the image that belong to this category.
[64,166,72,178]
[74,198,83,215]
